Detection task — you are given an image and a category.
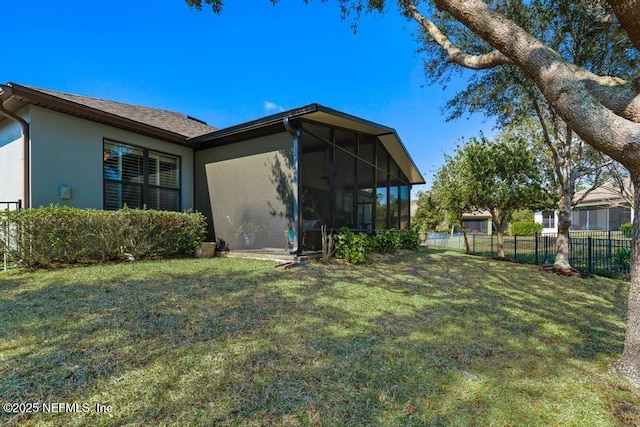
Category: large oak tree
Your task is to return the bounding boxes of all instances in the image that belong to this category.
[187,0,640,386]
[434,0,637,271]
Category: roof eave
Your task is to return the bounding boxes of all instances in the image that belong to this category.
[191,103,426,185]
[4,83,196,147]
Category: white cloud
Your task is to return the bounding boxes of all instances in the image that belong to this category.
[264,101,285,112]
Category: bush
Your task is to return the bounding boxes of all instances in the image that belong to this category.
[1,205,207,267]
[398,230,421,251]
[621,222,633,238]
[511,209,535,223]
[372,230,403,254]
[613,247,631,270]
[510,221,543,236]
[334,227,372,264]
[332,229,420,264]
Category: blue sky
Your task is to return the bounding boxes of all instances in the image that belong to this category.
[5,0,494,194]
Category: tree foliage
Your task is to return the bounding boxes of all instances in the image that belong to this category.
[432,131,552,255]
[459,133,552,256]
[431,149,475,253]
[411,190,445,232]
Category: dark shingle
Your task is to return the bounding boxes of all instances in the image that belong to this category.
[22,85,217,138]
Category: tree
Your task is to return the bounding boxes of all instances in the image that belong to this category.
[435,0,637,270]
[411,190,445,232]
[431,152,474,254]
[456,134,551,257]
[186,0,640,386]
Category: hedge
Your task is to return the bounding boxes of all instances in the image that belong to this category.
[509,221,543,236]
[333,228,420,264]
[1,205,207,268]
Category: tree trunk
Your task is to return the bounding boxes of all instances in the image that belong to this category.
[496,230,505,258]
[555,191,573,269]
[494,218,506,258]
[612,172,640,386]
[458,216,471,254]
[608,0,640,52]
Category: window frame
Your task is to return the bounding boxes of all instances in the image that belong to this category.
[542,210,555,229]
[103,139,182,211]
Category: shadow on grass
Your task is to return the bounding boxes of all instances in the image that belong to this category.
[0,251,638,426]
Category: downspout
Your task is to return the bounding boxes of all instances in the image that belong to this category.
[284,117,302,254]
[0,85,30,208]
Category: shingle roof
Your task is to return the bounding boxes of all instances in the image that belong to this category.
[4,83,217,140]
[574,178,633,205]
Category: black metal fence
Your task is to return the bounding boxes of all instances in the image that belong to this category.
[1,200,22,271]
[426,231,632,279]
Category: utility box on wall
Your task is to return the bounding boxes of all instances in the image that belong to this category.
[59,185,71,200]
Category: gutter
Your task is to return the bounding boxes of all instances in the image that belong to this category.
[0,85,30,208]
[284,117,302,255]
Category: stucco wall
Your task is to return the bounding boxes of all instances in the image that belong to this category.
[194,132,295,249]
[29,106,194,209]
[0,110,27,203]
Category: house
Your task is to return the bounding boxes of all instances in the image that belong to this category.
[0,82,425,252]
[461,211,493,234]
[448,181,633,237]
[534,181,634,234]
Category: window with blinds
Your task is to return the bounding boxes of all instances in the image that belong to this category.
[103,140,181,211]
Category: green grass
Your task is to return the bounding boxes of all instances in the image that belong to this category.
[1,249,639,426]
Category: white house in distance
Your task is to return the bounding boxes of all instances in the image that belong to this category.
[534,181,634,235]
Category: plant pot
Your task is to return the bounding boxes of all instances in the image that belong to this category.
[195,242,216,258]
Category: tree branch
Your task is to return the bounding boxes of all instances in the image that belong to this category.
[401,1,511,69]
[421,0,640,170]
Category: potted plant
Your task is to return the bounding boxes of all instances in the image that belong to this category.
[235,221,265,247]
[215,238,230,256]
[411,220,428,244]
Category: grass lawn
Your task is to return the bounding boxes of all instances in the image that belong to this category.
[1,249,639,426]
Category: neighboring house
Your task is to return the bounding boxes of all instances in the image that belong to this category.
[0,82,425,252]
[534,181,634,234]
[461,211,493,235]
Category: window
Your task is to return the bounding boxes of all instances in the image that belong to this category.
[572,207,607,230]
[104,140,181,211]
[542,211,555,229]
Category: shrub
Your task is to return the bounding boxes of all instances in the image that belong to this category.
[511,209,535,223]
[621,222,633,238]
[372,230,402,254]
[1,205,207,267]
[613,247,631,271]
[397,229,420,251]
[334,227,372,264]
[510,221,543,236]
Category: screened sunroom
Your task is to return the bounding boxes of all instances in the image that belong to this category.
[193,104,425,254]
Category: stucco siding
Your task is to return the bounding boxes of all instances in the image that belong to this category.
[194,132,295,247]
[29,106,194,209]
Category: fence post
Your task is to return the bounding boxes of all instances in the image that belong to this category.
[514,235,517,260]
[472,233,476,254]
[587,237,593,273]
[535,233,539,264]
[607,230,612,259]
